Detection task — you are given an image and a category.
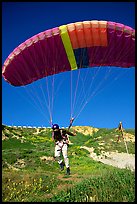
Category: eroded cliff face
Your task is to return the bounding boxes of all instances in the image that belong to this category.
[71,126,99,136]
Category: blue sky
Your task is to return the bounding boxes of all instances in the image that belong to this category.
[2,2,135,128]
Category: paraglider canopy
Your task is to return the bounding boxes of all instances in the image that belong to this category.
[2,20,135,87]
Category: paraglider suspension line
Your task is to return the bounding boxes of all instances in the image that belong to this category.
[68,117,75,130]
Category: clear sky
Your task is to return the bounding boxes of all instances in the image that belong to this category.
[2,2,135,129]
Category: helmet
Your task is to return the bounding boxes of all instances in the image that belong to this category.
[52,124,59,130]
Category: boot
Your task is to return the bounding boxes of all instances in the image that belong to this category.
[59,161,65,171]
[66,167,70,175]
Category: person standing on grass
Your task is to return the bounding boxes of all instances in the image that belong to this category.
[52,124,76,175]
[116,121,124,143]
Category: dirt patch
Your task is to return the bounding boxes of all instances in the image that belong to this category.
[57,173,81,182]
[80,146,135,172]
[40,156,54,161]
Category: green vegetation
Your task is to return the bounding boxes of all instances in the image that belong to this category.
[84,128,135,154]
[2,125,135,202]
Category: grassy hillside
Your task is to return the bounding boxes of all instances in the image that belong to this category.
[2,125,135,202]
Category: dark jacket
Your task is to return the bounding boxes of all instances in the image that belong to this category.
[52,129,75,142]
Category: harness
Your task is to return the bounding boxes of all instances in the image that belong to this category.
[54,130,69,146]
[55,135,69,151]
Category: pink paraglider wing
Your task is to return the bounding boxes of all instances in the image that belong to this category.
[2,20,135,86]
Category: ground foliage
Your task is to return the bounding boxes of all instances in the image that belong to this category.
[2,125,135,202]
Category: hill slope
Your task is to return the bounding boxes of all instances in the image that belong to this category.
[2,125,135,202]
